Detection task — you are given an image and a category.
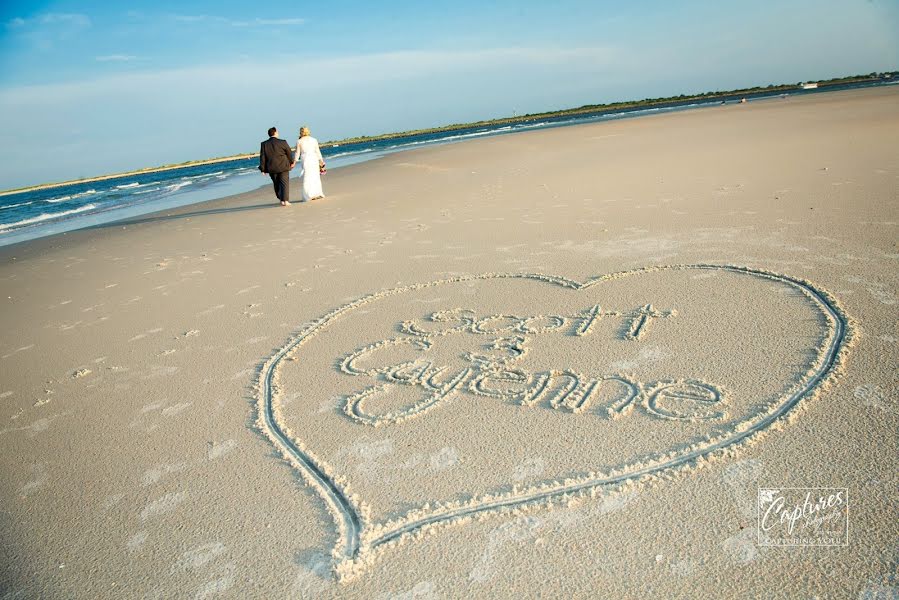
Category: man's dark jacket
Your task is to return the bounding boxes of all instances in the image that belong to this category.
[259,137,293,174]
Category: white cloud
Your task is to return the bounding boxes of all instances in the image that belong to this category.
[95,55,139,62]
[6,12,91,29]
[5,12,91,51]
[0,46,622,185]
[236,18,305,26]
[39,13,91,27]
[172,14,221,24]
[0,25,896,188]
[171,14,304,27]
[0,46,607,101]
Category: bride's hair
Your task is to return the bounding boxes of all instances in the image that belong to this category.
[299,126,311,137]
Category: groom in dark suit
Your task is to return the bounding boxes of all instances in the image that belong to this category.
[259,126,296,206]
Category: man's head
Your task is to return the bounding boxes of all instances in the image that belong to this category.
[268,127,277,137]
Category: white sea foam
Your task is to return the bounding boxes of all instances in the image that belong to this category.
[392,128,512,149]
[164,181,193,193]
[181,171,221,181]
[513,121,550,130]
[46,189,97,203]
[327,148,374,159]
[115,182,141,189]
[0,201,34,211]
[0,203,98,231]
[132,187,163,195]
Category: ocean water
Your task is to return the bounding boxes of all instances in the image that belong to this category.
[1,78,895,248]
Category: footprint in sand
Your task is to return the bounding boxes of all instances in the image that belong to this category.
[2,344,35,359]
[102,493,126,510]
[428,447,459,472]
[721,458,763,520]
[126,531,148,552]
[847,276,898,305]
[140,491,186,521]
[171,542,226,572]
[141,366,180,380]
[469,516,543,583]
[854,384,894,413]
[236,285,260,295]
[19,463,49,497]
[669,557,699,576]
[129,328,164,342]
[230,368,255,381]
[141,462,189,486]
[19,416,56,437]
[170,542,235,598]
[289,551,331,597]
[242,304,264,318]
[198,304,226,316]
[194,565,237,599]
[377,581,436,600]
[207,439,238,460]
[130,401,191,432]
[161,402,191,417]
[722,528,765,565]
[512,457,546,482]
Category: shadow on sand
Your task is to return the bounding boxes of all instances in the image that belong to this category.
[84,202,277,230]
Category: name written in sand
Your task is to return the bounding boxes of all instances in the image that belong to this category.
[339,305,725,426]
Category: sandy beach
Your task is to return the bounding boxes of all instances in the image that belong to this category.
[1,86,896,598]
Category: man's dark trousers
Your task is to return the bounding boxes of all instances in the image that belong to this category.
[269,171,290,203]
[259,135,294,203]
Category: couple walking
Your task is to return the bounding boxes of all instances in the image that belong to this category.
[258,126,325,206]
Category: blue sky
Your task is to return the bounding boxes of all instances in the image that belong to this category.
[0,0,897,188]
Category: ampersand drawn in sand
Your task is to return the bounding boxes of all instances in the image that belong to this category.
[256,265,852,579]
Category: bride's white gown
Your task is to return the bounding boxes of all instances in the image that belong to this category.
[295,136,324,201]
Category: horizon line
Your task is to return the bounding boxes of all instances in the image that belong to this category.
[1,70,895,196]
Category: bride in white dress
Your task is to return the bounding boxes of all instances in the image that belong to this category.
[294,126,325,202]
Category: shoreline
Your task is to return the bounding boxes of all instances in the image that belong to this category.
[0,153,257,198]
[1,85,894,251]
[2,72,894,197]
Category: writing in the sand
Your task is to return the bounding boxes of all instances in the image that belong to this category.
[338,305,725,426]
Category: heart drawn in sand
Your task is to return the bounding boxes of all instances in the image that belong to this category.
[256,265,850,578]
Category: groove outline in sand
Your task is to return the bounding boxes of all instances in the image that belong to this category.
[255,265,851,579]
